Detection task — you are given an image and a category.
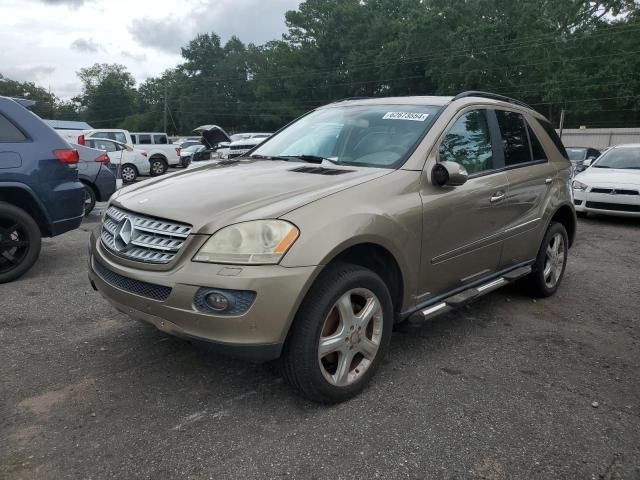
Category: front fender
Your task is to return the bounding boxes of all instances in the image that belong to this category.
[280,170,423,310]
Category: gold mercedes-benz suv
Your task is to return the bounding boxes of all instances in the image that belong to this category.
[88,92,576,403]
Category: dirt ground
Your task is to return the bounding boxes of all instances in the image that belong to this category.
[1,210,638,479]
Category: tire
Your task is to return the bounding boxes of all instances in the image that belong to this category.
[181,156,191,168]
[121,164,138,183]
[523,222,569,298]
[0,202,42,284]
[82,183,96,216]
[150,157,168,176]
[280,262,394,403]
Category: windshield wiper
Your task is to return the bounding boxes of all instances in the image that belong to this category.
[280,155,339,165]
[249,154,291,161]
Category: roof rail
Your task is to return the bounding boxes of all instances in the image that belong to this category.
[452,91,532,110]
[11,97,36,108]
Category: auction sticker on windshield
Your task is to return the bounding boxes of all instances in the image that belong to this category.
[383,112,430,121]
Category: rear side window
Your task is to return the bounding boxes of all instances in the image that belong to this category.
[527,125,547,161]
[538,119,568,159]
[130,134,138,144]
[495,110,531,166]
[439,110,494,175]
[0,113,27,142]
[138,134,152,144]
[154,134,167,144]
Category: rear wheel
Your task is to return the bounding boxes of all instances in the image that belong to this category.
[281,263,393,403]
[0,202,41,284]
[524,222,568,297]
[150,157,168,176]
[83,183,96,216]
[121,164,138,183]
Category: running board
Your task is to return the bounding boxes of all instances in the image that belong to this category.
[417,265,532,321]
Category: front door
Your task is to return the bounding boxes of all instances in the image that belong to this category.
[418,108,512,301]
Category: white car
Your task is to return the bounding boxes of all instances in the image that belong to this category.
[84,137,150,183]
[573,144,640,218]
[227,134,272,159]
[85,129,181,174]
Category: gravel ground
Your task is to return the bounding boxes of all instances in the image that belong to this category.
[1,209,639,479]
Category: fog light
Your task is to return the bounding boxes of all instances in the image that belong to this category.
[205,292,230,311]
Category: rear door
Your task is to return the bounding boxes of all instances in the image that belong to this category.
[497,109,559,267]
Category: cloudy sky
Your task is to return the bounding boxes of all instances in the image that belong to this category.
[1,0,300,98]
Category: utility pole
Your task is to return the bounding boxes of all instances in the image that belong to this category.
[559,108,566,140]
[163,82,168,134]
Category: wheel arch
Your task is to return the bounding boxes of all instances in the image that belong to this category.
[321,242,405,315]
[0,184,52,236]
[548,202,576,247]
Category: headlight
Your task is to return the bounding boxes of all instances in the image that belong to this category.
[193,220,299,265]
[572,180,588,191]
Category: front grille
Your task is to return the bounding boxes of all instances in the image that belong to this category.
[590,188,638,195]
[101,206,192,264]
[585,202,640,213]
[230,144,253,150]
[94,259,172,301]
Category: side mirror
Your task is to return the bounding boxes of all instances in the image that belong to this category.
[432,161,468,187]
[583,158,594,168]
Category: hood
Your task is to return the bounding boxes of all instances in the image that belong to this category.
[111,160,391,234]
[197,125,232,149]
[576,168,640,188]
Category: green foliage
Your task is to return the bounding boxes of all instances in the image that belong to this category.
[0,74,57,118]
[3,0,640,132]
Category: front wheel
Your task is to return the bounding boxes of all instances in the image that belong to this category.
[280,263,393,403]
[121,164,138,183]
[523,222,569,297]
[0,202,42,284]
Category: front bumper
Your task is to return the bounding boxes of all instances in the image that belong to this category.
[574,188,640,217]
[88,230,318,361]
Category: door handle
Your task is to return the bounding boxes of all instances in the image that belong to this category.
[545,177,553,184]
[490,191,506,203]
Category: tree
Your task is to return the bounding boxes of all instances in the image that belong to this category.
[75,63,136,126]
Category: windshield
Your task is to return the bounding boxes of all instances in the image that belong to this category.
[566,148,587,161]
[593,147,640,169]
[183,144,204,153]
[252,104,441,168]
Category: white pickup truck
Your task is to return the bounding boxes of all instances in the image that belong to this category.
[84,129,181,175]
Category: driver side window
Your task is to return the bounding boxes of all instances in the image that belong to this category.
[439,110,494,175]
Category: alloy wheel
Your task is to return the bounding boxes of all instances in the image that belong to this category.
[318,288,384,387]
[122,167,136,182]
[0,220,30,274]
[151,161,165,175]
[543,232,566,288]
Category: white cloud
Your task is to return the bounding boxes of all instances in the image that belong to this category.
[0,0,300,99]
[130,0,300,53]
[70,38,105,53]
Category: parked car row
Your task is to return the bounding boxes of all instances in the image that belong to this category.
[4,91,638,403]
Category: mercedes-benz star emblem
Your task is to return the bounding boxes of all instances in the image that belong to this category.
[114,218,134,252]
